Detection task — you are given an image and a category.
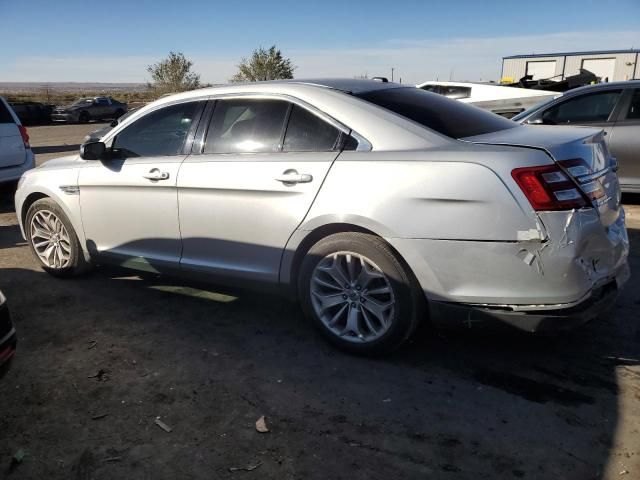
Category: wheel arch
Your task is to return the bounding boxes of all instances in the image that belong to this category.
[20,192,49,227]
[280,220,423,301]
[19,189,90,262]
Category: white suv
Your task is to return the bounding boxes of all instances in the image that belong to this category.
[0,97,35,183]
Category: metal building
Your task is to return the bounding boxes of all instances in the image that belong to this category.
[501,49,639,83]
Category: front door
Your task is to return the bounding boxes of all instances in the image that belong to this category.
[178,98,345,284]
[609,88,640,191]
[79,100,204,272]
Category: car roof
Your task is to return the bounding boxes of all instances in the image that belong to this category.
[188,78,406,96]
[269,78,405,94]
[563,80,640,96]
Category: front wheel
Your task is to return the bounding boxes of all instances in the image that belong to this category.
[299,232,424,355]
[26,198,90,277]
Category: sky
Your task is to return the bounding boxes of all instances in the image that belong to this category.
[0,0,639,85]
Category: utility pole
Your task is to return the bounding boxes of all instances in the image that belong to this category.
[391,67,395,82]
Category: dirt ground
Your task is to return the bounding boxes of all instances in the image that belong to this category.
[0,123,639,479]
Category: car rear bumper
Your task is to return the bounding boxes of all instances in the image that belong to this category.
[429,275,624,332]
[51,113,75,122]
[0,150,35,184]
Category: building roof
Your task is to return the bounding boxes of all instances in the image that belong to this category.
[503,49,640,60]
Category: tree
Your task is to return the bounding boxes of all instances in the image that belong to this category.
[147,52,201,95]
[231,46,295,82]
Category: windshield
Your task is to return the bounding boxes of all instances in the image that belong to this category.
[355,87,516,139]
[511,94,562,122]
[72,98,93,106]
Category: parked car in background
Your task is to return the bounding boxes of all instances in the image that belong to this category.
[513,81,640,193]
[417,81,558,118]
[0,97,35,184]
[51,96,127,124]
[0,290,16,378]
[83,108,137,144]
[9,101,53,125]
[15,79,629,354]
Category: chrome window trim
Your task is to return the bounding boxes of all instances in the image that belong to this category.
[203,92,372,152]
[101,96,211,145]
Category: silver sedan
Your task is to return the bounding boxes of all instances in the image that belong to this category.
[15,79,629,354]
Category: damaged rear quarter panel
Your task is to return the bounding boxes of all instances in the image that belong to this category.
[302,148,552,241]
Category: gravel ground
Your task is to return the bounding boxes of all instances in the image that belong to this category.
[0,123,639,479]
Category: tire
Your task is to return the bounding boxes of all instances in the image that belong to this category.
[298,232,425,355]
[114,108,125,119]
[78,111,90,124]
[25,198,90,278]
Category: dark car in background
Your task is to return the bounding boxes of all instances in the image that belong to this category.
[513,81,640,193]
[9,101,53,125]
[51,96,127,124]
[82,108,138,143]
[0,290,16,378]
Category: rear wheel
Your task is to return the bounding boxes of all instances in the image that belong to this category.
[26,198,90,277]
[299,232,424,355]
[78,111,90,123]
[114,108,125,119]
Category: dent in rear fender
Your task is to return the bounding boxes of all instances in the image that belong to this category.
[302,157,542,241]
[390,208,629,305]
[537,208,629,286]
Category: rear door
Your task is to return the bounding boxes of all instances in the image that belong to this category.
[0,98,26,168]
[608,88,640,191]
[177,97,345,284]
[93,97,111,119]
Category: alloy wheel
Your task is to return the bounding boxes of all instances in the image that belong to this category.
[30,210,72,269]
[310,251,395,343]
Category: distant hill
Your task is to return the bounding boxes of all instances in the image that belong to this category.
[0,82,148,93]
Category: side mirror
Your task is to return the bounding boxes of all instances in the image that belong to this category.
[80,141,106,160]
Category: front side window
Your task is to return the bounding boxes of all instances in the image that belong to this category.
[204,99,289,154]
[96,98,110,105]
[541,90,622,124]
[113,101,199,157]
[625,89,640,120]
[419,85,440,93]
[283,105,341,152]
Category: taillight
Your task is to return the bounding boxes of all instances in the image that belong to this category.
[18,125,30,148]
[558,158,607,203]
[512,164,588,211]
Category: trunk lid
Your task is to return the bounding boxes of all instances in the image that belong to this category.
[462,125,621,227]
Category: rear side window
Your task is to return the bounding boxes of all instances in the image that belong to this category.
[0,100,14,123]
[283,105,341,152]
[541,90,622,124]
[625,89,640,120]
[356,87,515,139]
[113,101,200,157]
[419,85,440,93]
[204,99,289,154]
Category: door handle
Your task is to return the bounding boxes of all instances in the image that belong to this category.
[143,169,170,181]
[275,171,313,185]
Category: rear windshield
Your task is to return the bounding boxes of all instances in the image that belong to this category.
[355,87,516,139]
[0,99,15,123]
